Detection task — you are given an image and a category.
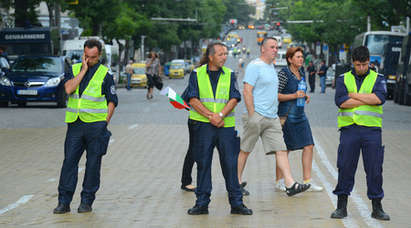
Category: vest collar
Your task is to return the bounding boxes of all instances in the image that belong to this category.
[351,68,370,79]
[206,64,225,75]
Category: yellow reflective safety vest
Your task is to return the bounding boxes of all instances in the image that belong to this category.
[65,63,109,123]
[189,64,235,127]
[337,70,383,128]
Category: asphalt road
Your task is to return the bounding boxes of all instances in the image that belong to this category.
[0,29,410,227]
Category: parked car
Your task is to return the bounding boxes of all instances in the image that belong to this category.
[326,65,335,87]
[169,60,185,79]
[0,56,66,107]
[130,63,147,87]
[184,60,194,73]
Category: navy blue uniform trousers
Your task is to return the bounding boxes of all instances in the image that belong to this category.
[58,120,111,205]
[333,125,384,199]
[190,120,243,207]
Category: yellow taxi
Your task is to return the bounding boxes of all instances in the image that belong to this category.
[131,63,148,87]
[169,60,185,78]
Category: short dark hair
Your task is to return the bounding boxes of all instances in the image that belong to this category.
[352,46,369,62]
[261,37,277,47]
[84,39,102,53]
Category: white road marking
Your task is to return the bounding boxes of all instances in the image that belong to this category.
[0,195,34,215]
[78,167,84,173]
[312,161,359,227]
[128,124,139,130]
[47,178,56,182]
[314,137,383,228]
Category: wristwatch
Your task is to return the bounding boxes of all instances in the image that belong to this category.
[218,112,224,118]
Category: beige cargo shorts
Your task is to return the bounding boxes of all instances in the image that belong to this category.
[240,112,287,154]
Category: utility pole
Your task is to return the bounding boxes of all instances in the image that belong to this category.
[367,16,371,32]
[141,35,146,62]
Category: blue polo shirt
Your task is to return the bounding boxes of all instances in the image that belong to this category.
[243,58,279,118]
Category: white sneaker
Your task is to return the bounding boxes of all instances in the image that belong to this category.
[306,181,324,192]
[275,179,286,192]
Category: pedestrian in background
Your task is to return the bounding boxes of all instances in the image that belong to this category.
[331,46,389,220]
[276,47,323,192]
[237,38,310,197]
[369,61,379,73]
[54,39,118,214]
[145,51,160,99]
[318,60,327,93]
[307,61,316,93]
[125,59,134,91]
[185,41,252,215]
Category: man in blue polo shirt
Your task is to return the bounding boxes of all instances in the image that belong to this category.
[237,37,310,197]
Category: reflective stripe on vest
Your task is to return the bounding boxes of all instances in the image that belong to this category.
[65,63,109,123]
[337,71,383,128]
[189,64,235,127]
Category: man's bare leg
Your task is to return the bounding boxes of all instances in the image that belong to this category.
[238,150,251,184]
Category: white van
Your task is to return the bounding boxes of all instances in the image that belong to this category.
[275,50,287,69]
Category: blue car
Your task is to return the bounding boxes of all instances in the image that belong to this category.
[0,56,67,108]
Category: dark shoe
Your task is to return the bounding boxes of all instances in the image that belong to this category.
[53,203,70,214]
[181,185,196,192]
[187,205,208,215]
[231,204,253,215]
[78,203,92,213]
[285,182,310,196]
[240,181,247,188]
[371,198,390,221]
[240,186,250,196]
[331,194,348,219]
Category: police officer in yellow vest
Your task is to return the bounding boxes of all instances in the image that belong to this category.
[331,46,390,220]
[54,39,118,214]
[184,42,252,215]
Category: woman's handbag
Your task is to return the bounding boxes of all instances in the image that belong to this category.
[153,74,163,90]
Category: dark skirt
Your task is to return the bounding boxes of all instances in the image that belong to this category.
[282,117,314,151]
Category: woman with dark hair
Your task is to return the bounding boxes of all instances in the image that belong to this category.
[275,47,323,192]
[145,51,160,99]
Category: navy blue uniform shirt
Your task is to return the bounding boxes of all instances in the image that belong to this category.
[64,62,118,107]
[335,69,386,130]
[335,69,386,108]
[184,65,241,103]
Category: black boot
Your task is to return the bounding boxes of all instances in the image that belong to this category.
[371,198,390,221]
[331,194,348,219]
[53,203,70,214]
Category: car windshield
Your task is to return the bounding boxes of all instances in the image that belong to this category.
[133,68,145,74]
[171,64,183,69]
[10,57,62,73]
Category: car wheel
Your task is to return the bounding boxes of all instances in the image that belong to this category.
[0,101,8,107]
[17,102,26,107]
[393,85,399,103]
